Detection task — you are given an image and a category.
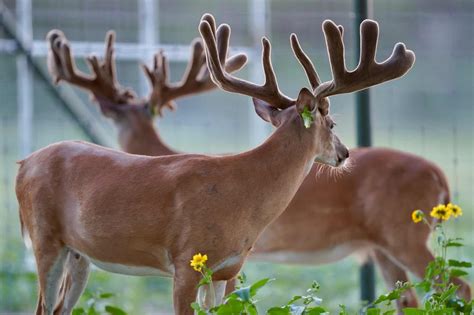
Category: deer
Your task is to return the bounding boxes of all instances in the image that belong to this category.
[48,16,470,313]
[17,14,416,314]
[39,23,248,314]
[46,12,471,311]
[199,15,468,310]
[46,28,247,157]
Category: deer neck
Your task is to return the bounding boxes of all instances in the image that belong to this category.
[116,119,177,156]
[242,109,318,226]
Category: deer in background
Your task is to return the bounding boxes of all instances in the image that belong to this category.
[47,28,248,156]
[45,15,470,313]
[17,13,366,314]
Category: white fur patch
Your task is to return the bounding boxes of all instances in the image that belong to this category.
[212,254,241,272]
[89,258,174,277]
[71,249,174,277]
[250,243,368,265]
[196,280,227,309]
[22,229,32,249]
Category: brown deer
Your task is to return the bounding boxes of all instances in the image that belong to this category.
[41,24,248,314]
[21,14,348,314]
[46,28,247,157]
[18,14,416,314]
[200,15,468,310]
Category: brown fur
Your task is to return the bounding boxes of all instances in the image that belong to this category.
[17,102,345,314]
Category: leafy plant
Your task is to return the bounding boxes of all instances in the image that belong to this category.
[190,203,472,314]
[72,291,127,315]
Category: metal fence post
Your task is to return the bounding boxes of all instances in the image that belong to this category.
[248,0,270,146]
[16,0,33,158]
[138,0,157,97]
[354,0,376,305]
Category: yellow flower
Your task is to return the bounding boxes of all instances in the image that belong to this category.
[446,203,463,218]
[430,204,451,221]
[411,209,424,223]
[190,253,208,272]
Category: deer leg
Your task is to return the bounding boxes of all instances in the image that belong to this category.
[372,249,418,313]
[53,276,70,315]
[213,281,227,305]
[384,243,471,302]
[172,267,200,315]
[33,243,68,315]
[57,252,90,315]
[224,278,237,296]
[35,292,43,315]
[451,277,471,301]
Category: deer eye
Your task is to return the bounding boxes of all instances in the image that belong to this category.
[330,122,336,129]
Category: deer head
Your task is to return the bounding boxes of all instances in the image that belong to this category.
[46,28,247,128]
[199,14,415,167]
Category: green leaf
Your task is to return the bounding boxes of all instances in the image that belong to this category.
[231,286,251,302]
[105,305,127,315]
[382,310,396,315]
[267,306,291,315]
[99,293,115,299]
[445,241,463,247]
[246,304,258,315]
[216,299,245,315]
[226,278,271,304]
[285,295,303,306]
[72,308,86,315]
[450,268,468,277]
[198,277,211,288]
[445,297,466,311]
[402,308,426,315]
[430,309,455,315]
[87,306,99,315]
[250,278,274,297]
[305,306,328,315]
[448,259,472,268]
[338,304,349,315]
[367,308,381,315]
[373,289,402,305]
[416,280,431,293]
[300,106,314,129]
[191,302,207,315]
[439,284,459,302]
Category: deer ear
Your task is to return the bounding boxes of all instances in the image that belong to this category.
[253,98,283,127]
[317,97,330,116]
[295,87,316,115]
[295,88,317,128]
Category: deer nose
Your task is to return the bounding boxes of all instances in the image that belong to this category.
[343,148,349,159]
[337,148,349,164]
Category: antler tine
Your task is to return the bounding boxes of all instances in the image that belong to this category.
[290,33,322,91]
[315,19,415,99]
[47,30,94,87]
[47,30,136,104]
[182,39,206,86]
[103,31,119,87]
[143,21,248,115]
[199,15,294,109]
[216,24,230,67]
